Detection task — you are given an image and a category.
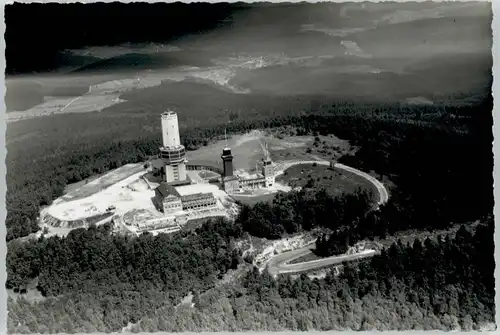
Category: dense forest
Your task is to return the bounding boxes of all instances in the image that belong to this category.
[6,187,372,295]
[7,216,494,332]
[7,218,242,295]
[7,217,244,332]
[236,188,373,240]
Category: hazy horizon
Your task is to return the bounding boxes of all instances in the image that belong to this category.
[5,2,493,116]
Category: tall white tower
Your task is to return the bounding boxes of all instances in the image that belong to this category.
[159,111,187,183]
[161,112,181,147]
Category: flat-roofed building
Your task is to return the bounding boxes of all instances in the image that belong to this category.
[239,173,266,189]
[181,192,217,210]
[154,182,217,214]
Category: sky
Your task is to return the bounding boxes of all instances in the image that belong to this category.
[5,2,244,74]
[6,2,492,74]
[5,0,493,110]
[3,2,494,115]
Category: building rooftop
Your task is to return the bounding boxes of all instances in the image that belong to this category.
[155,183,180,198]
[240,173,264,180]
[168,178,192,187]
[262,159,272,166]
[151,158,164,169]
[175,183,220,197]
[223,175,239,182]
[181,192,215,202]
[186,159,223,170]
[160,145,185,151]
[164,194,181,203]
[161,110,177,117]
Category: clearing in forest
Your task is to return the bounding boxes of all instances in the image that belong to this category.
[276,163,376,198]
[60,163,145,202]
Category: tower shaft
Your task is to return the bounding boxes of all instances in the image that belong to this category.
[221,147,234,177]
[161,111,181,147]
[160,111,187,183]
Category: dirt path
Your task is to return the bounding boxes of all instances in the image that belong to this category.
[59,85,92,112]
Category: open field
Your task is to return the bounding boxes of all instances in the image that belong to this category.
[276,163,376,197]
[46,170,157,222]
[6,53,284,122]
[60,163,145,202]
[187,131,353,172]
[269,133,354,162]
[187,130,267,171]
[187,131,318,171]
[6,72,164,122]
[63,174,102,195]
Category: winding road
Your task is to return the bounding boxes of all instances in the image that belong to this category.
[267,246,379,277]
[266,160,389,276]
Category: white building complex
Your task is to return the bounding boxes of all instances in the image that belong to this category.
[41,109,277,237]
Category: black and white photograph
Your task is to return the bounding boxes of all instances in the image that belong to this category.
[4,1,495,333]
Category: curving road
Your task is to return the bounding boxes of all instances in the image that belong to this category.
[267,244,379,277]
[266,160,389,276]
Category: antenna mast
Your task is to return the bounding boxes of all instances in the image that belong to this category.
[224,128,228,148]
[264,141,270,161]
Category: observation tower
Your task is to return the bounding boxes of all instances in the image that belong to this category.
[159,111,187,183]
[261,141,275,187]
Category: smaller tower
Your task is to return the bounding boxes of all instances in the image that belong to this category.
[221,148,234,177]
[221,129,234,177]
[261,141,275,188]
[221,129,239,193]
